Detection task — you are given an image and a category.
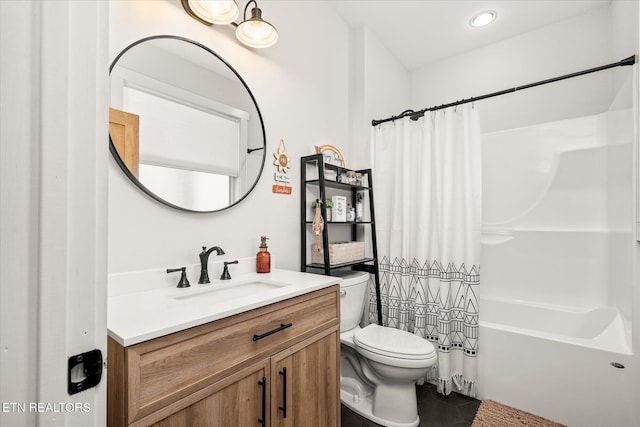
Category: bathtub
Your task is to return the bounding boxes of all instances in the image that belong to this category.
[477,297,636,427]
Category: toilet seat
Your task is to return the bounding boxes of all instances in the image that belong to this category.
[353,324,436,368]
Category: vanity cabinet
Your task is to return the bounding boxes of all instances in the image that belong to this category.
[107,285,340,427]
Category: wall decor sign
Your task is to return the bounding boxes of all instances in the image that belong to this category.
[331,195,347,222]
[314,144,345,167]
[272,139,292,194]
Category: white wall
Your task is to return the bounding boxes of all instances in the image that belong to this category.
[1,4,40,424]
[346,26,409,323]
[409,5,613,133]
[1,2,109,426]
[348,27,410,170]
[108,0,351,275]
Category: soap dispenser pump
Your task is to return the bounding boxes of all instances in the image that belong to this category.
[256,236,271,274]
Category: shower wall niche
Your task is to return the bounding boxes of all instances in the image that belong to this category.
[480,80,634,326]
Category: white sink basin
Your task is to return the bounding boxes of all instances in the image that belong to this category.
[171,279,290,304]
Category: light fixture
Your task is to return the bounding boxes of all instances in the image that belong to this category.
[235,0,278,48]
[182,0,278,48]
[469,10,497,28]
[181,0,239,25]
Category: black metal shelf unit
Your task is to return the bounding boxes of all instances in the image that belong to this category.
[300,154,383,325]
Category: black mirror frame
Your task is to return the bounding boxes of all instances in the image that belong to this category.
[109,35,267,213]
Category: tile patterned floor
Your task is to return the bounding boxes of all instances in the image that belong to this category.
[341,382,481,427]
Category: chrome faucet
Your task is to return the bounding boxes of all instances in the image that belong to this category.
[198,246,225,284]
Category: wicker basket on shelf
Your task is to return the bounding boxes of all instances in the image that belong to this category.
[311,241,364,265]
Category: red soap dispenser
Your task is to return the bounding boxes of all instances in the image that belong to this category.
[256,236,271,273]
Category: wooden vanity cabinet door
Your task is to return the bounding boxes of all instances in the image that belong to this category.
[142,361,269,427]
[270,327,340,427]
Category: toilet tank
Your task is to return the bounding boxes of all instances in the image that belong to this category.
[334,271,369,331]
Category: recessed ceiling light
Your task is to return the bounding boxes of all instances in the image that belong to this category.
[469,10,497,28]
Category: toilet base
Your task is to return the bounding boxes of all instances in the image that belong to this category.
[340,387,419,427]
[340,363,420,427]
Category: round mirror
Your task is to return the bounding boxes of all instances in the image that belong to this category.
[109,35,266,212]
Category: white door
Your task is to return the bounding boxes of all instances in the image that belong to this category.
[0,2,109,426]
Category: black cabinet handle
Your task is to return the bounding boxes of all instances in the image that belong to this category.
[252,323,293,342]
[257,377,266,426]
[278,367,287,418]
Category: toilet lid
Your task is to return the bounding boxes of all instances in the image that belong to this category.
[353,324,435,360]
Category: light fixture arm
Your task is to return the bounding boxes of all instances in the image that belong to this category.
[243,0,258,20]
[227,0,259,27]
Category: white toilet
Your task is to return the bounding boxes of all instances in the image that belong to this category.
[337,271,437,427]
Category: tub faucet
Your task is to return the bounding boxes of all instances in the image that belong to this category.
[198,246,225,284]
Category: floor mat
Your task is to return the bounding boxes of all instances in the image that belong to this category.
[471,400,565,427]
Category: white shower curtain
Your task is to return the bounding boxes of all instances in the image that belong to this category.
[371,104,481,397]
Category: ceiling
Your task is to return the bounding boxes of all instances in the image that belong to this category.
[328,0,610,71]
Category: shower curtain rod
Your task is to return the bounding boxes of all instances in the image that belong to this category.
[371,54,637,126]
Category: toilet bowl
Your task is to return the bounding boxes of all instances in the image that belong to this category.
[336,271,437,427]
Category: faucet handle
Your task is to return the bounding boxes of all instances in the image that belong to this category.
[220,260,239,280]
[167,267,190,288]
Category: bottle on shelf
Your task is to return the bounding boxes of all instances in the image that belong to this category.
[346,203,355,222]
[356,192,364,221]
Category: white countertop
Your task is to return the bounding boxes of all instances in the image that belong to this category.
[108,269,341,347]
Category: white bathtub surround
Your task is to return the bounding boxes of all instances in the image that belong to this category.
[371,104,482,397]
[477,85,635,425]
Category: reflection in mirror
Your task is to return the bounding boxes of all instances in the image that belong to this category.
[109,35,266,212]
